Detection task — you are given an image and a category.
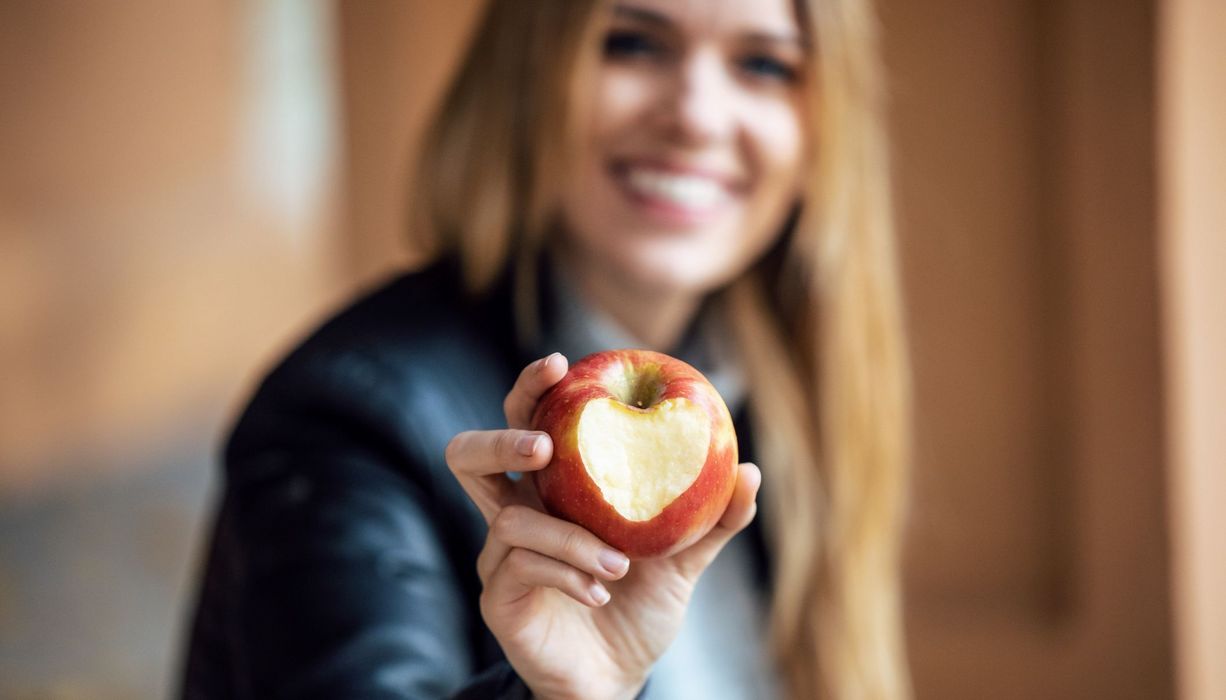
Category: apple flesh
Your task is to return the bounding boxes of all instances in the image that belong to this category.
[531,349,738,559]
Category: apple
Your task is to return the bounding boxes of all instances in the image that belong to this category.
[530,349,739,559]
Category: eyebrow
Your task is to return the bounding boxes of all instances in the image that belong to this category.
[613,5,671,27]
[612,4,808,50]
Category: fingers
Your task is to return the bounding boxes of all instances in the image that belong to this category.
[672,462,762,580]
[446,429,554,476]
[504,353,569,429]
[448,352,567,523]
[477,505,630,586]
[445,429,553,522]
[482,547,611,611]
[717,462,762,533]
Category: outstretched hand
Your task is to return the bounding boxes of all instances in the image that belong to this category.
[445,353,761,700]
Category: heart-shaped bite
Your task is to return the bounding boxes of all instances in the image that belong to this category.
[576,397,711,521]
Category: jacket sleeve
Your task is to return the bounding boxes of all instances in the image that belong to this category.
[216,348,534,699]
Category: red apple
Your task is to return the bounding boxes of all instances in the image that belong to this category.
[530,349,738,559]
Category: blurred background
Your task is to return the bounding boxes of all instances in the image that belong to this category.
[1,1,1221,698]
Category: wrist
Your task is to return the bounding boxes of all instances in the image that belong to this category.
[531,674,646,700]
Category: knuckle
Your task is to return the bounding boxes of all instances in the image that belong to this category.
[476,540,494,574]
[504,547,533,575]
[491,505,523,541]
[559,528,588,562]
[492,430,515,460]
[518,360,539,383]
[443,434,465,469]
[563,567,588,594]
[478,587,494,618]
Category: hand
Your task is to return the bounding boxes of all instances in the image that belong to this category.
[445,353,762,700]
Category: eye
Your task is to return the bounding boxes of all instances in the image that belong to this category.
[739,54,799,83]
[603,30,664,59]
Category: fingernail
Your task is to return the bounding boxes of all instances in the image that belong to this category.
[590,583,610,605]
[539,352,561,373]
[598,549,629,577]
[516,434,543,456]
[746,463,762,490]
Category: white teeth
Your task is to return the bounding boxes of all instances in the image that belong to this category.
[625,168,726,209]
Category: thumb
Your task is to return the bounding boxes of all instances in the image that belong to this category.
[671,462,761,580]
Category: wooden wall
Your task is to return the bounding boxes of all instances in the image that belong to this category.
[1,3,349,695]
[887,0,1173,696]
[0,1,346,493]
[1159,1,1226,698]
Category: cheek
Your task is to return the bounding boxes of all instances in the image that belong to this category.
[591,69,659,147]
[749,102,806,191]
[735,101,804,259]
[566,72,649,217]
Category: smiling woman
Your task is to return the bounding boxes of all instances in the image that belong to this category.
[182,0,909,698]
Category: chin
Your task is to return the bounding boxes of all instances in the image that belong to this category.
[610,241,742,297]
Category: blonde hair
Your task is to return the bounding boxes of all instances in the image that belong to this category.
[410,1,911,698]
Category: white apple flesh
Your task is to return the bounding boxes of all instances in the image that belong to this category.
[577,397,711,521]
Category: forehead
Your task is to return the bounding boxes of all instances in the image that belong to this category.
[609,0,802,39]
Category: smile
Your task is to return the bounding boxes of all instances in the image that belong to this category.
[612,163,740,227]
[625,168,728,209]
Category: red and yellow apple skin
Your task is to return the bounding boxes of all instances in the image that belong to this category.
[530,349,738,559]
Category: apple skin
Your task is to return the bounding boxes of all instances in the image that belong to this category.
[530,349,739,559]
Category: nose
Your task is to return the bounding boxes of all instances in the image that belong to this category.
[656,50,735,146]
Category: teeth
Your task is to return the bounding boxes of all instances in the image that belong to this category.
[625,168,726,209]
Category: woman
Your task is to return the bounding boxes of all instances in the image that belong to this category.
[181,0,910,698]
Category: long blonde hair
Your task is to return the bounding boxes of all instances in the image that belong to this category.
[410,2,911,698]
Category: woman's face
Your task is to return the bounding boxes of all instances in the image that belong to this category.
[557,0,808,297]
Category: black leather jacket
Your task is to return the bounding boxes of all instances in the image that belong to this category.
[179,258,764,699]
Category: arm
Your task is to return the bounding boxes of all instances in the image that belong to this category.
[225,450,511,698]
[209,347,532,698]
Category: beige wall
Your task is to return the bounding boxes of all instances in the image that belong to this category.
[1160,1,1226,698]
